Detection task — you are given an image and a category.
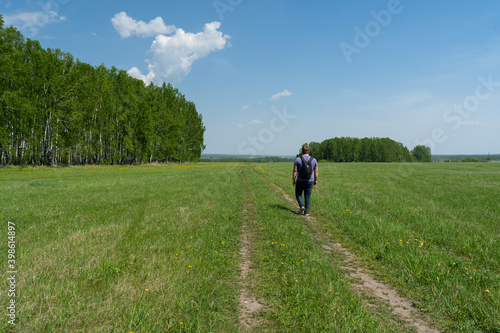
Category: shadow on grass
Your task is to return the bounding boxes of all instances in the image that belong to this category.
[268,203,298,214]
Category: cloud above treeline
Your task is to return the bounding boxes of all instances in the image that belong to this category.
[112,12,230,84]
[270,89,293,100]
[111,12,175,38]
[249,119,264,125]
[3,10,66,34]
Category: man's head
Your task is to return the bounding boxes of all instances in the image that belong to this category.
[302,145,310,155]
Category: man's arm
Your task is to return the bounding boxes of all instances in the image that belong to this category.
[292,166,298,186]
[313,166,318,186]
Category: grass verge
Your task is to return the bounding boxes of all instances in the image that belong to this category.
[256,162,499,332]
[0,164,245,332]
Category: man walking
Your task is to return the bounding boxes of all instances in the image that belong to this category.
[292,145,318,216]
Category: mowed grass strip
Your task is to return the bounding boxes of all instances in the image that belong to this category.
[242,166,409,332]
[257,162,500,332]
[0,163,246,332]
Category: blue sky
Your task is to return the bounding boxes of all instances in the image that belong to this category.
[2,0,500,155]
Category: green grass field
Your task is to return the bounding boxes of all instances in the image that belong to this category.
[0,162,498,332]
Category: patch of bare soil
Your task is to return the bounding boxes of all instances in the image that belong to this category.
[238,181,265,331]
[268,179,440,333]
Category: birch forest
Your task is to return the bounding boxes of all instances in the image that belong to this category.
[0,15,206,165]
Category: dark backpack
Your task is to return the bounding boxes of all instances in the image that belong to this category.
[299,156,314,179]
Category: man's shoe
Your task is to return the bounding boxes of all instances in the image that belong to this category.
[298,207,305,215]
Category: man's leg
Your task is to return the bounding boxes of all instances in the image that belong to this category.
[295,181,305,213]
[304,181,314,215]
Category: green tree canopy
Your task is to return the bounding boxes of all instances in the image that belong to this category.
[0,21,205,165]
[301,137,430,163]
[411,145,432,162]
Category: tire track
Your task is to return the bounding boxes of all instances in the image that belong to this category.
[256,169,440,333]
[237,170,264,332]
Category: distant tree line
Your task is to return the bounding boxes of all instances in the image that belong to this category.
[0,15,205,165]
[444,158,479,163]
[199,156,295,163]
[304,137,431,162]
[433,154,500,162]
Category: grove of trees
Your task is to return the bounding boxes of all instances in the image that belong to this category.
[200,156,295,163]
[305,137,431,162]
[0,15,206,165]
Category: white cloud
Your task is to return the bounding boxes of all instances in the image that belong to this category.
[128,20,230,84]
[462,120,485,126]
[270,89,293,100]
[242,105,250,110]
[249,119,264,125]
[3,11,66,34]
[111,12,175,38]
[237,123,244,128]
[128,67,155,86]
